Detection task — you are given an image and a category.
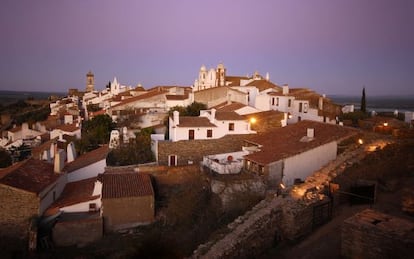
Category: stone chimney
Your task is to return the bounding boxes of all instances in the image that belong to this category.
[210,109,216,123]
[54,149,66,173]
[282,84,289,95]
[173,110,179,126]
[307,128,315,138]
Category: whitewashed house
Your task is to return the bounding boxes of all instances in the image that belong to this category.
[64,145,109,183]
[255,85,341,124]
[45,177,102,215]
[243,120,357,187]
[168,108,256,142]
[50,123,81,140]
[6,122,43,142]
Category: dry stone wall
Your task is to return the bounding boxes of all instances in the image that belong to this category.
[0,185,39,241]
[341,209,414,259]
[192,137,383,258]
[52,217,103,247]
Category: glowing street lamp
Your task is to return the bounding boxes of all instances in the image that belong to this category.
[358,139,364,145]
[383,122,388,127]
[250,117,257,124]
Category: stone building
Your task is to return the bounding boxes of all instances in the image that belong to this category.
[243,120,357,187]
[0,158,66,244]
[100,171,154,232]
[342,209,414,258]
[86,71,94,92]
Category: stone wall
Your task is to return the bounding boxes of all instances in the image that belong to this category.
[192,137,373,258]
[52,217,103,247]
[341,209,414,258]
[193,199,283,259]
[102,196,154,232]
[158,135,249,166]
[210,178,266,210]
[0,184,39,241]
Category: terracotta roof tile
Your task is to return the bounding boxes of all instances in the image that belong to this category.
[246,80,282,92]
[176,116,217,128]
[46,177,98,213]
[8,126,22,133]
[64,145,109,173]
[101,173,153,199]
[166,94,189,100]
[215,111,245,121]
[213,102,247,112]
[225,76,250,86]
[54,123,79,133]
[0,158,60,194]
[111,89,168,109]
[244,120,358,165]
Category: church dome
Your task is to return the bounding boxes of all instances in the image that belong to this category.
[200,65,207,71]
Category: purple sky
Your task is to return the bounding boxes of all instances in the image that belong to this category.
[1,0,413,96]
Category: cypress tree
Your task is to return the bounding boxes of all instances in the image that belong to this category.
[360,87,366,113]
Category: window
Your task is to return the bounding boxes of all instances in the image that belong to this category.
[89,203,97,212]
[276,97,279,106]
[288,99,291,107]
[304,103,308,113]
[299,102,303,113]
[189,129,195,140]
[298,116,302,122]
[207,129,212,138]
[229,123,235,131]
[272,97,275,106]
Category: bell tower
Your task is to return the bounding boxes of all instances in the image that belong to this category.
[86,71,95,92]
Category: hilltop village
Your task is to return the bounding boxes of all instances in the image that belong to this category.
[1,63,413,258]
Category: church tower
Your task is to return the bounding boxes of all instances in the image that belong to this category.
[86,71,95,92]
[216,63,226,86]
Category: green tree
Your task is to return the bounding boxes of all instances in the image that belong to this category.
[106,127,155,166]
[168,102,207,117]
[360,87,366,113]
[76,114,115,153]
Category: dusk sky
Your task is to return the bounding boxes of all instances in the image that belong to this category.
[1,0,413,96]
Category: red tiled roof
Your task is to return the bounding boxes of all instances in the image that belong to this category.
[225,76,250,86]
[101,173,154,199]
[45,177,98,215]
[166,94,189,100]
[111,89,168,109]
[246,80,282,92]
[0,158,60,194]
[213,102,247,112]
[176,116,217,128]
[215,111,245,121]
[64,145,109,173]
[90,110,105,116]
[8,126,22,133]
[146,85,192,92]
[244,120,358,165]
[54,123,79,133]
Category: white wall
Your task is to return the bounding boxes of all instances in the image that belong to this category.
[39,174,67,214]
[67,159,106,182]
[60,197,101,213]
[282,141,337,186]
